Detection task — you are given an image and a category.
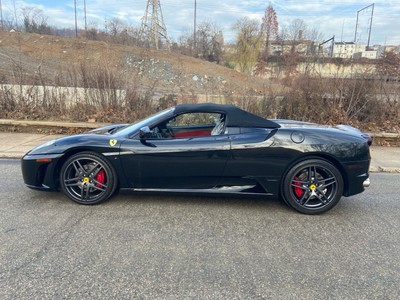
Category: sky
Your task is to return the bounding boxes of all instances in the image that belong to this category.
[1,0,400,46]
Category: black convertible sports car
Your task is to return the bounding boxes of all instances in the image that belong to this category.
[21,103,371,214]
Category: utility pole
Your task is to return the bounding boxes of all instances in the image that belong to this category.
[140,0,170,50]
[74,0,78,37]
[0,0,3,31]
[194,0,197,49]
[84,0,87,35]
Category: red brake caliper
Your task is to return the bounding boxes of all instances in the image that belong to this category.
[293,176,304,198]
[95,170,106,188]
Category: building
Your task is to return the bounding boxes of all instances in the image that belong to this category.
[268,40,314,56]
[332,42,365,59]
[353,50,378,60]
[384,45,400,54]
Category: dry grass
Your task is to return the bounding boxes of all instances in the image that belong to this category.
[0,32,267,94]
[0,32,399,133]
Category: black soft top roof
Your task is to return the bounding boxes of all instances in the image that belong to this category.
[174,103,280,129]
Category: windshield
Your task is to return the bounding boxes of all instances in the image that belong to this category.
[113,108,174,137]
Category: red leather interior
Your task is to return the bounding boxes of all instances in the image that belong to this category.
[173,129,212,138]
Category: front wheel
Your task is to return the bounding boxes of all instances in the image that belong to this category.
[281,159,344,214]
[60,152,118,205]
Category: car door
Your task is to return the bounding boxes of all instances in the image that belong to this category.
[223,127,277,176]
[119,112,231,189]
[218,127,280,194]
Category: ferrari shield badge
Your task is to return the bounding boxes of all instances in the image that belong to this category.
[109,139,117,147]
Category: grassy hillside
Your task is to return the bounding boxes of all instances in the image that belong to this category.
[0,32,269,97]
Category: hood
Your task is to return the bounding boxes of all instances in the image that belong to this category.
[88,124,130,135]
[28,133,117,155]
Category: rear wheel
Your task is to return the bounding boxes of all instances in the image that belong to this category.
[282,159,344,214]
[60,152,117,204]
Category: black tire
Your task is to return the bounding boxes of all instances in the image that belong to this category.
[281,158,344,214]
[60,152,118,205]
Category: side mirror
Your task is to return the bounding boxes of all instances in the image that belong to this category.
[139,126,152,140]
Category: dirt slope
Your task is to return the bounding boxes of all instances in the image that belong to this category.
[0,32,268,97]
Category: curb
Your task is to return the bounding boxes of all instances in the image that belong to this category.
[369,166,400,174]
[0,154,23,159]
[370,133,400,147]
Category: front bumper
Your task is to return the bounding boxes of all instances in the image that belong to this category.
[21,153,63,191]
[342,157,370,197]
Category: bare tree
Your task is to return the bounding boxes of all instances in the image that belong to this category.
[176,28,195,55]
[125,25,141,46]
[21,7,51,34]
[285,18,308,54]
[176,21,224,63]
[196,21,213,59]
[104,17,141,45]
[211,31,223,63]
[196,21,224,62]
[276,19,323,77]
[106,17,125,38]
[376,50,400,79]
[262,4,278,58]
[232,17,263,73]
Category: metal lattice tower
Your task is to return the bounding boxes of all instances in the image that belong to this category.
[139,0,169,50]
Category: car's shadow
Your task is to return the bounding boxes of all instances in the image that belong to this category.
[112,189,291,212]
[26,188,353,216]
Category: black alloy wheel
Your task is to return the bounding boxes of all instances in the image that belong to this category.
[282,158,344,214]
[60,152,118,204]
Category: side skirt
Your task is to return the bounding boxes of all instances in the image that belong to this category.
[128,185,273,196]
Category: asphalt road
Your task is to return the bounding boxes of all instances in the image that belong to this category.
[0,159,399,299]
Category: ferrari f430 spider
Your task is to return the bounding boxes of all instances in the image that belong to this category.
[22,103,371,214]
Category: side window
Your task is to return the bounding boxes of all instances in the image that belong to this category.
[169,113,222,127]
[149,112,225,139]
